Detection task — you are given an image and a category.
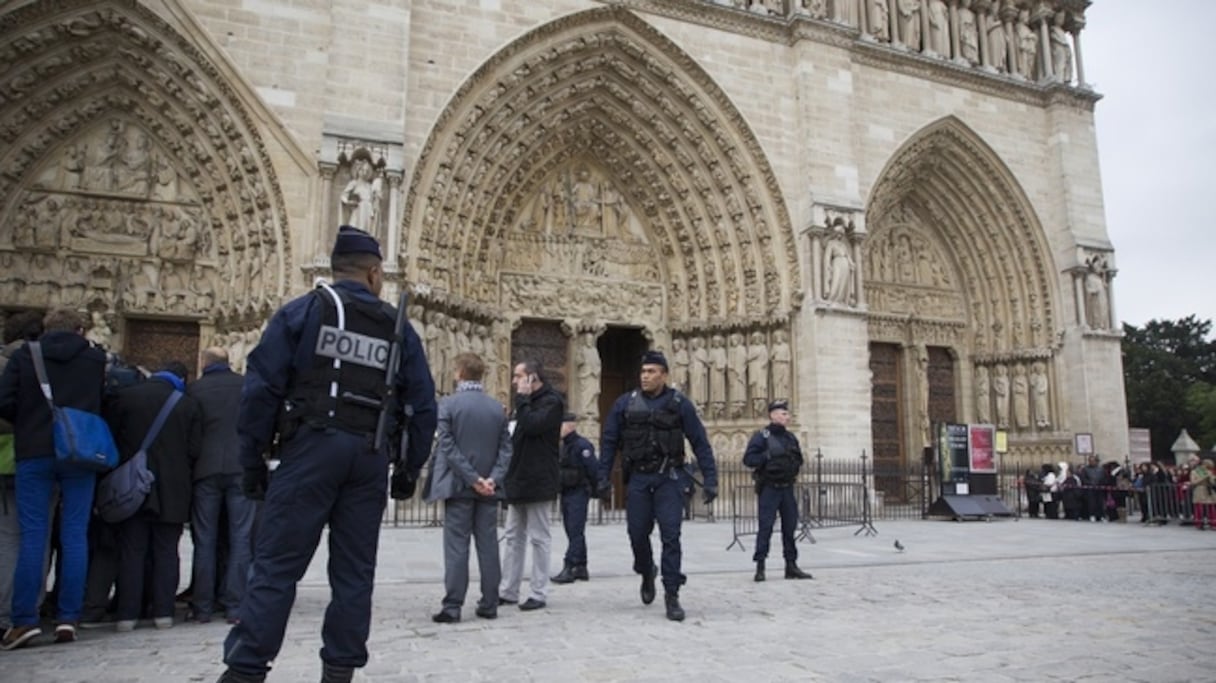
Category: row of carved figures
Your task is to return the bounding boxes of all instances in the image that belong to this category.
[724,0,1082,86]
[412,308,510,403]
[974,360,1050,431]
[670,329,793,420]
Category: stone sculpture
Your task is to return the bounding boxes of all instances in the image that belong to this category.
[690,336,709,409]
[1013,363,1030,429]
[340,156,383,234]
[708,334,728,420]
[1031,362,1050,429]
[824,234,854,304]
[992,363,1010,428]
[746,331,770,417]
[1050,12,1073,83]
[927,0,949,55]
[770,329,791,404]
[576,331,602,418]
[898,0,921,50]
[974,365,992,424]
[727,333,748,419]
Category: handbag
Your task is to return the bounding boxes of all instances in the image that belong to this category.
[29,342,118,472]
[95,391,182,523]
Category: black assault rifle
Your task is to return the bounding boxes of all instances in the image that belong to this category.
[374,289,416,500]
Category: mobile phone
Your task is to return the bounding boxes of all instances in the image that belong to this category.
[528,373,538,384]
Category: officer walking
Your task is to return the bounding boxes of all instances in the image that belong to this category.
[552,412,599,584]
[217,226,437,683]
[742,400,812,582]
[597,351,717,622]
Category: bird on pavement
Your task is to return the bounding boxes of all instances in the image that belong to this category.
[894,539,905,552]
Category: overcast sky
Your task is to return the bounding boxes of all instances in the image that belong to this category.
[1086,2,1215,330]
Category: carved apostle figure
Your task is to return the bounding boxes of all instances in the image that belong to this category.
[689,336,710,409]
[86,311,113,350]
[898,0,921,49]
[61,144,86,190]
[576,332,602,418]
[571,166,601,234]
[1050,11,1073,83]
[870,0,890,41]
[340,156,383,234]
[727,333,748,419]
[987,3,1008,72]
[1017,9,1037,79]
[1031,362,1050,428]
[425,311,447,390]
[958,1,979,65]
[1012,364,1030,430]
[832,0,858,25]
[708,334,728,420]
[915,345,930,444]
[1084,262,1109,330]
[974,365,992,424]
[927,0,949,55]
[992,364,1010,428]
[746,331,770,417]
[800,0,827,19]
[770,329,792,405]
[824,235,854,304]
[671,337,691,393]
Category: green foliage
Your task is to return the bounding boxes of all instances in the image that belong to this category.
[1123,316,1216,460]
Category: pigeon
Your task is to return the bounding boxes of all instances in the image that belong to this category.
[894,539,905,552]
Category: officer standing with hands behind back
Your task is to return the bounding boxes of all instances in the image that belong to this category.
[217,225,437,683]
[743,400,812,582]
[552,412,599,584]
[598,350,717,622]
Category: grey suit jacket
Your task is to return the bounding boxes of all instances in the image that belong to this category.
[424,387,511,502]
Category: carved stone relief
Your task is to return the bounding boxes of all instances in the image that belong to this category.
[670,322,793,423]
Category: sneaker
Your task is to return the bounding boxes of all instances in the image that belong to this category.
[1,625,42,650]
[54,623,77,643]
[115,619,137,632]
[154,616,173,630]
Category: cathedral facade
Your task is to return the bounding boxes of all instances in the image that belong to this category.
[0,0,1125,473]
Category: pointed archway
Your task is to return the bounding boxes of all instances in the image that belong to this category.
[0,0,292,350]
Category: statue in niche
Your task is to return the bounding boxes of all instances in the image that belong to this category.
[456,320,472,356]
[987,4,1008,72]
[61,144,86,190]
[770,329,791,404]
[824,234,854,304]
[1049,11,1073,83]
[898,0,921,49]
[1084,260,1109,330]
[927,0,949,55]
[992,363,1010,428]
[870,0,890,41]
[708,334,728,421]
[958,1,979,65]
[727,333,748,419]
[576,332,602,418]
[671,338,691,393]
[1017,9,1037,79]
[974,365,992,424]
[571,166,601,235]
[85,311,112,350]
[1012,364,1030,430]
[799,0,827,19]
[1031,362,1050,429]
[746,332,770,417]
[915,345,930,445]
[689,336,709,409]
[339,155,383,234]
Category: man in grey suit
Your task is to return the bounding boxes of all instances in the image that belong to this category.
[424,352,511,623]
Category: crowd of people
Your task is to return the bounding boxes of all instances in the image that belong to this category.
[1024,454,1216,527]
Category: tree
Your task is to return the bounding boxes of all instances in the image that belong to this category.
[1122,316,1216,461]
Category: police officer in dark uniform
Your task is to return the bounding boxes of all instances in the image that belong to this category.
[552,412,599,584]
[742,400,812,582]
[597,350,717,622]
[217,226,437,683]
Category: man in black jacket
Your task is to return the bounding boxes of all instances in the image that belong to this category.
[499,360,564,611]
[188,347,254,624]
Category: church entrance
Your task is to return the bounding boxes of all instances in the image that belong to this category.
[597,326,648,509]
[123,318,200,376]
[509,320,569,396]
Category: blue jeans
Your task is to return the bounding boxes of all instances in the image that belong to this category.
[12,456,95,626]
[191,473,256,618]
[0,478,18,629]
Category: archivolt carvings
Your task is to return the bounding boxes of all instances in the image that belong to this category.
[0,0,291,331]
[405,7,801,325]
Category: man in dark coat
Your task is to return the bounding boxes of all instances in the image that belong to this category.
[105,361,203,631]
[498,360,563,611]
[0,309,105,649]
[188,347,254,624]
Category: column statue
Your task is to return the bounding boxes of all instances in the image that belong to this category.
[986,3,1008,72]
[689,336,710,409]
[1031,362,1050,429]
[708,334,728,421]
[824,235,854,304]
[974,365,991,424]
[576,331,602,418]
[870,0,890,41]
[1012,364,1030,430]
[992,364,1010,428]
[727,333,748,419]
[671,338,691,393]
[958,1,979,65]
[770,329,792,403]
[898,0,922,50]
[926,0,949,55]
[1084,261,1109,330]
[746,331,770,418]
[1049,11,1073,83]
[915,345,930,445]
[1016,9,1037,79]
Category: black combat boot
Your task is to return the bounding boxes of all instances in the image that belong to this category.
[320,662,353,683]
[571,564,589,581]
[664,593,685,622]
[551,562,576,584]
[754,560,765,582]
[216,670,266,683]
[640,564,657,605]
[784,561,813,580]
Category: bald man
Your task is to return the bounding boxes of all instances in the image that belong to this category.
[187,346,255,624]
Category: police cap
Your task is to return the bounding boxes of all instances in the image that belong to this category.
[331,224,382,260]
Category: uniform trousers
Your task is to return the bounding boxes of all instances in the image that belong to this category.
[223,429,387,676]
[625,470,686,594]
[754,484,799,563]
[499,501,551,603]
[559,487,590,566]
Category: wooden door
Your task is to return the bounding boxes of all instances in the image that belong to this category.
[123,318,200,377]
[869,342,902,499]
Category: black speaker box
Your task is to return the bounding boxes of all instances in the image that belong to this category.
[928,494,1012,519]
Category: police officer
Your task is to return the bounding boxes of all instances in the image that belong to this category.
[552,412,599,584]
[742,400,812,582]
[217,226,437,683]
[597,350,717,622]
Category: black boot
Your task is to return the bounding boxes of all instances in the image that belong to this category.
[551,562,576,584]
[571,564,589,581]
[321,663,353,683]
[754,560,765,582]
[640,564,657,605]
[664,593,685,622]
[216,671,266,683]
[784,561,813,580]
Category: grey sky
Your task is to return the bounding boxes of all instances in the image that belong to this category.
[1086,1,1216,328]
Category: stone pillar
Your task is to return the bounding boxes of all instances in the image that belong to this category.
[386,171,403,270]
[850,229,867,308]
[973,0,991,70]
[888,0,900,45]
[1001,1,1019,77]
[948,0,961,61]
[1069,11,1087,88]
[317,163,337,261]
[1034,2,1054,82]
[920,0,933,55]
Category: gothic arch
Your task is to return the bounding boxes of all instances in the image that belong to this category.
[403,7,801,325]
[0,0,291,327]
[865,116,1059,358]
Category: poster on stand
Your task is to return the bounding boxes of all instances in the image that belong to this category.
[969,424,996,473]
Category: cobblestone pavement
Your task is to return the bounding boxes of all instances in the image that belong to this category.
[4,517,1215,682]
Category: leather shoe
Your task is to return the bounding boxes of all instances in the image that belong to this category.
[664,593,685,622]
[572,564,589,581]
[784,561,813,580]
[639,564,657,605]
[498,597,517,606]
[518,598,546,611]
[431,610,460,623]
[551,564,576,584]
[474,606,497,619]
[754,560,766,582]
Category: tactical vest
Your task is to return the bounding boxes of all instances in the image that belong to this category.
[756,428,802,486]
[560,436,589,489]
[283,284,396,437]
[620,390,685,473]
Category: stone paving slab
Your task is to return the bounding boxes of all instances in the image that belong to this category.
[3,517,1215,682]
